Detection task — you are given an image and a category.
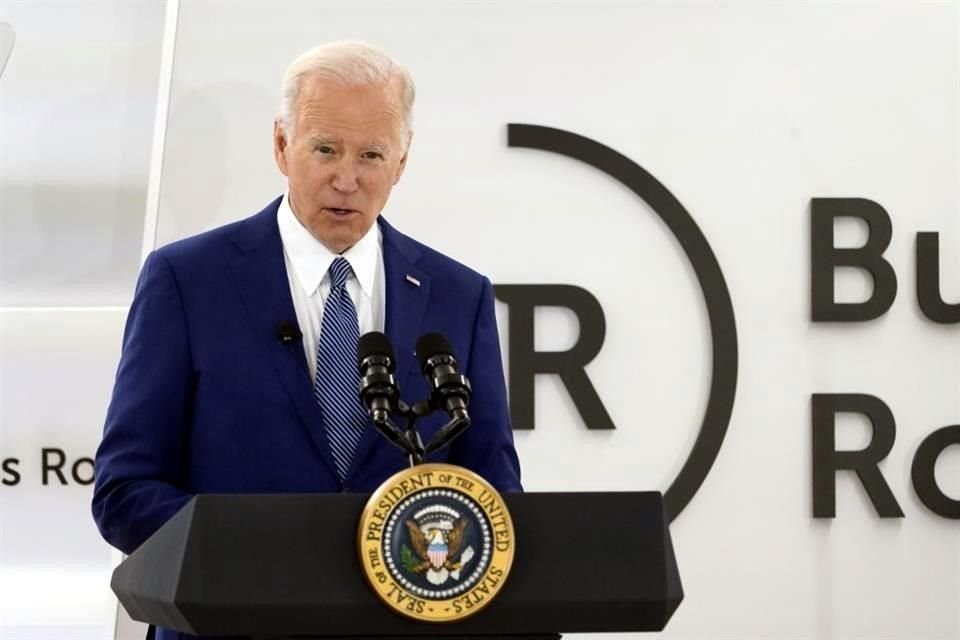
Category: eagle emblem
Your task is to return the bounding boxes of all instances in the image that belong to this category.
[402,508,475,585]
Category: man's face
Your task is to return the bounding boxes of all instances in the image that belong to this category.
[274,75,409,254]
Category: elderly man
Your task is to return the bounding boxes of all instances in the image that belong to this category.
[92,41,521,594]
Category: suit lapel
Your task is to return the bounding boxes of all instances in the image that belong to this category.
[345,217,431,480]
[228,200,340,480]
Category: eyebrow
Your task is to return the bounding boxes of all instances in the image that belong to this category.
[366,141,391,154]
[307,134,339,146]
[307,133,392,154]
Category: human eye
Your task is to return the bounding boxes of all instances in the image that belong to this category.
[314,144,335,155]
[362,150,385,161]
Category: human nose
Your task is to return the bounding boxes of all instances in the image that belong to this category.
[330,157,359,194]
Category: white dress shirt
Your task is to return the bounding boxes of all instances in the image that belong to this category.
[276,194,386,383]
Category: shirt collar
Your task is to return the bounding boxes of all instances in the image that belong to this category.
[276,193,381,297]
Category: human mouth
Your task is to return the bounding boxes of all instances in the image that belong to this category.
[324,207,358,218]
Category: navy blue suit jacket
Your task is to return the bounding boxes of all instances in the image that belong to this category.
[92,198,521,637]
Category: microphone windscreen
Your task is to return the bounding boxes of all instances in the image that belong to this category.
[358,331,395,367]
[415,332,455,371]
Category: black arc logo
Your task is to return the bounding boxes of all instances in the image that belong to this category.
[507,123,739,521]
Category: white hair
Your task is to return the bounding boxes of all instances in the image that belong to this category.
[278,41,415,143]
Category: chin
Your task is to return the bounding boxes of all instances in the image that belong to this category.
[318,229,360,253]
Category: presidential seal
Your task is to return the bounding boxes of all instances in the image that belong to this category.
[358,463,515,622]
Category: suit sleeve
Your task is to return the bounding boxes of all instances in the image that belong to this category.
[92,250,194,554]
[450,276,523,492]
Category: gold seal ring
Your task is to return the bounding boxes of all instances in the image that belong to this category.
[357,463,515,622]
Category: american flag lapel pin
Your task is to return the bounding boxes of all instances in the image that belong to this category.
[405,274,421,287]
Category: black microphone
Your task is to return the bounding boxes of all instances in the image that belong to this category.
[415,333,471,421]
[357,331,400,424]
[275,321,302,344]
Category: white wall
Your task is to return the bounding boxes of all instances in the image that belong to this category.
[0,0,164,306]
[0,1,165,638]
[1,1,957,639]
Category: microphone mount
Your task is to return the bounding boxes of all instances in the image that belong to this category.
[364,397,470,467]
[357,332,473,467]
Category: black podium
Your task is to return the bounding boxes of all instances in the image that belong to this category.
[112,492,683,639]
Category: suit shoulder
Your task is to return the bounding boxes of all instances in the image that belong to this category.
[153,218,245,265]
[422,244,487,282]
[151,199,280,268]
[392,229,490,292]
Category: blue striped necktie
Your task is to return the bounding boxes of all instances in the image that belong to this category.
[315,257,369,480]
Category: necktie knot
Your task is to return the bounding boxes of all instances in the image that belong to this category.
[328,257,353,291]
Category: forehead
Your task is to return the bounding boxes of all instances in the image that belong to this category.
[295,75,404,143]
